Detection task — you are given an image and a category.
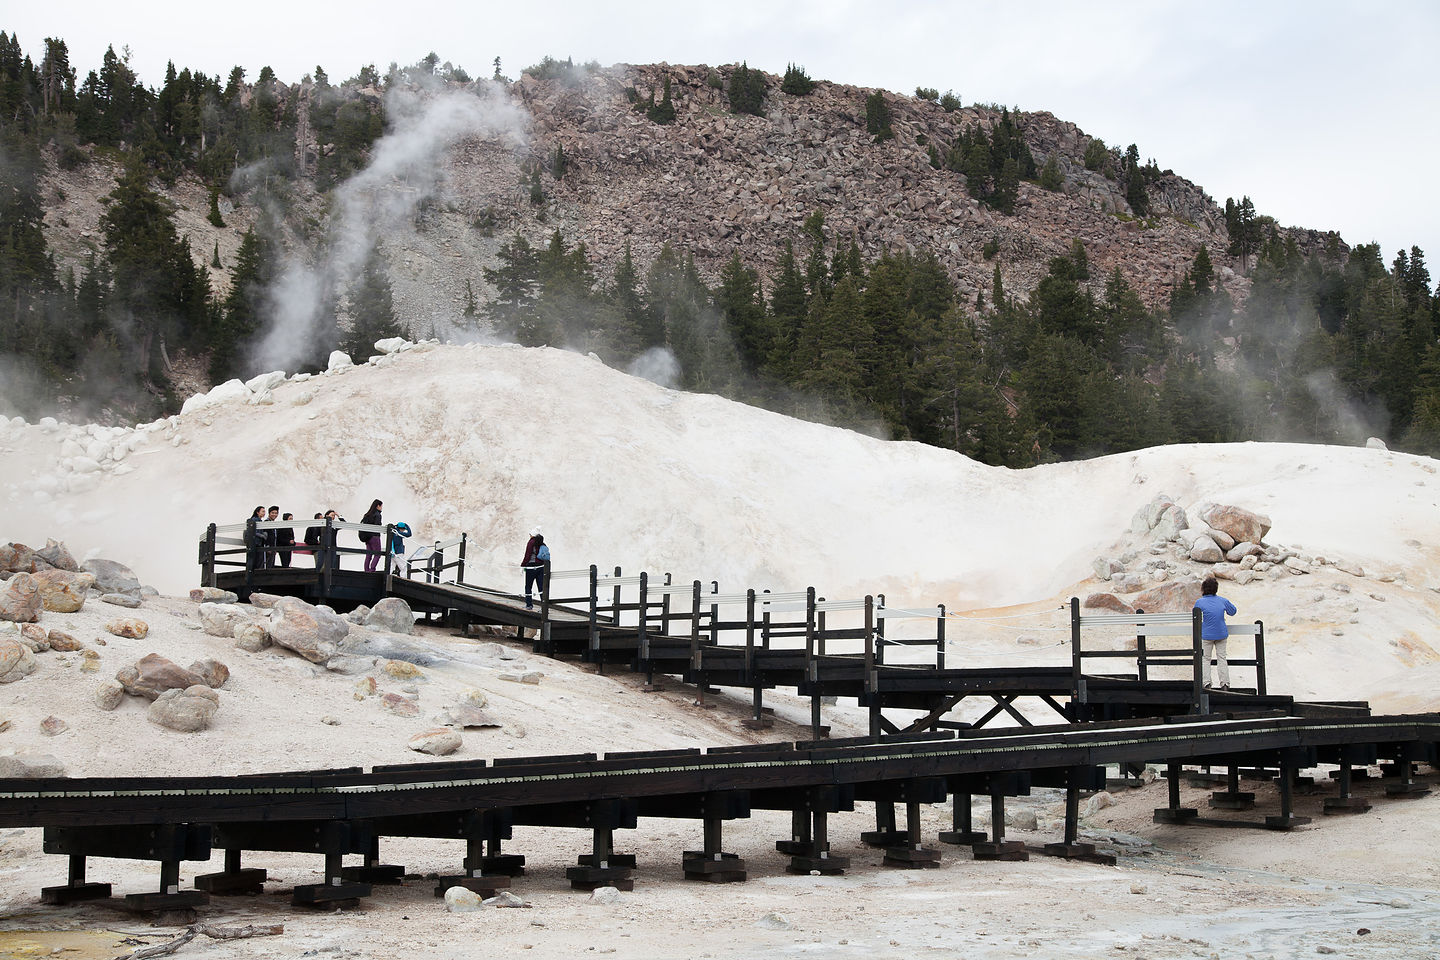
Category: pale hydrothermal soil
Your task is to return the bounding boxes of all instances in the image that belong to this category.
[0,343,1439,959]
[2,342,1438,710]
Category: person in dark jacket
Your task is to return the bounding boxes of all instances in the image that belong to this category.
[304,513,324,568]
[521,527,550,609]
[264,506,281,567]
[248,505,267,569]
[361,499,384,572]
[275,512,297,568]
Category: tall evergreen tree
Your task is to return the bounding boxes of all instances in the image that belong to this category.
[342,244,402,358]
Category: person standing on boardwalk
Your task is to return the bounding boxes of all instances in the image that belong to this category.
[275,512,297,568]
[521,528,549,610]
[1194,575,1237,690]
[361,499,384,572]
[303,513,324,567]
[248,506,267,569]
[265,506,281,568]
[324,509,344,569]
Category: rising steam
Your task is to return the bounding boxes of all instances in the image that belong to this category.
[249,81,529,373]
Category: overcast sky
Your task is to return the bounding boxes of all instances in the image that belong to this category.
[8,1,1438,272]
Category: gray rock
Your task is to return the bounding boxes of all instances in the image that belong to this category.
[1189,535,1224,563]
[95,679,126,711]
[365,597,415,634]
[199,602,250,638]
[0,573,42,623]
[0,753,66,778]
[32,569,95,613]
[101,593,142,608]
[115,654,204,700]
[324,654,377,675]
[437,704,502,728]
[0,638,38,683]
[189,586,238,604]
[233,622,269,652]
[246,592,283,610]
[347,604,372,624]
[409,727,462,755]
[1153,504,1190,541]
[591,886,623,905]
[1365,437,1387,450]
[268,596,349,663]
[1092,557,1123,581]
[188,658,230,688]
[147,688,218,732]
[1199,504,1272,545]
[34,540,78,572]
[445,886,484,912]
[499,671,544,685]
[82,558,142,597]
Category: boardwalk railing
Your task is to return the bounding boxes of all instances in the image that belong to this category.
[1069,597,1266,716]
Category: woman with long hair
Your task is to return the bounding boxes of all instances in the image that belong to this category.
[361,499,384,572]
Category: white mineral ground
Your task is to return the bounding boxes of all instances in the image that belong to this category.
[0,343,1437,959]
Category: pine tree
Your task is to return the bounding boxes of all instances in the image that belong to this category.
[342,244,402,358]
[716,251,768,373]
[646,76,676,124]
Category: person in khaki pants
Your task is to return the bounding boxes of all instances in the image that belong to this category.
[1194,575,1237,689]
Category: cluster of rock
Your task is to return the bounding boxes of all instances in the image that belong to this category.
[175,338,438,420]
[1085,495,1368,613]
[100,652,230,732]
[1,540,149,624]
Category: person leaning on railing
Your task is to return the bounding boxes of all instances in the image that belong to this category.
[1194,575,1237,690]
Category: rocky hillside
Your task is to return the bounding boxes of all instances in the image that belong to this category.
[35,62,1341,336]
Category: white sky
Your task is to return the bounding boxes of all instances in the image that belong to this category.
[8,0,1439,273]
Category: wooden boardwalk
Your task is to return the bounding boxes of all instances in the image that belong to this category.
[4,519,1406,909]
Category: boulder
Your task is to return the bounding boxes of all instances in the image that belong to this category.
[381,693,420,717]
[105,618,149,639]
[180,378,248,414]
[437,704,502,728]
[188,658,230,688]
[0,542,39,574]
[1113,574,1146,594]
[20,623,48,650]
[82,558,142,596]
[375,337,409,354]
[95,679,126,710]
[234,622,269,652]
[1091,558,1123,581]
[1199,504,1272,545]
[1082,593,1134,614]
[0,754,66,778]
[445,886,484,913]
[1189,535,1224,564]
[115,653,205,700]
[1141,496,1177,531]
[365,597,415,634]
[381,659,424,680]
[32,569,95,612]
[246,592,283,610]
[189,586,238,604]
[409,727,462,755]
[1199,526,1235,552]
[1132,580,1203,614]
[347,605,371,624]
[148,687,218,732]
[0,637,38,683]
[1365,437,1387,450]
[101,593,142,608]
[1226,541,1263,563]
[0,573,42,623]
[1153,505,1190,541]
[34,540,79,572]
[327,350,353,371]
[199,602,250,638]
[47,630,83,652]
[268,596,349,663]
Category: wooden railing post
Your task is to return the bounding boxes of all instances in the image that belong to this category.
[1135,608,1149,682]
[637,571,649,661]
[875,593,886,666]
[587,564,600,658]
[936,603,946,670]
[1069,597,1085,715]
[320,518,335,600]
[456,534,467,586]
[1192,607,1208,715]
[383,523,395,593]
[865,595,879,739]
[1254,620,1266,696]
[539,559,553,657]
[689,580,703,672]
[244,517,256,589]
[201,524,217,587]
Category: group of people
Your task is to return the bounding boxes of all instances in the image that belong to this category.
[246,499,410,573]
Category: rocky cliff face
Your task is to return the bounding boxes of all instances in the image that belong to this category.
[38,63,1339,342]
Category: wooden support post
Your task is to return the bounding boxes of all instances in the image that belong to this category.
[1384,744,1431,797]
[742,589,772,729]
[775,808,813,855]
[973,790,1028,861]
[1266,756,1314,829]
[1153,761,1198,824]
[683,816,747,883]
[1209,764,1256,810]
[194,848,267,895]
[1135,607,1149,682]
[201,524,217,587]
[1042,767,1116,864]
[882,799,942,868]
[1254,620,1267,695]
[340,834,403,885]
[567,826,634,891]
[40,854,111,905]
[939,791,986,845]
[862,801,904,847]
[456,533,467,585]
[1324,759,1373,814]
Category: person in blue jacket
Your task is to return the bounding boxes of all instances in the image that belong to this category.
[1194,575,1237,690]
